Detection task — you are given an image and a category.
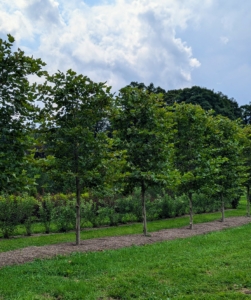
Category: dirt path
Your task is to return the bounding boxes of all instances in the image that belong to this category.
[0,216,250,268]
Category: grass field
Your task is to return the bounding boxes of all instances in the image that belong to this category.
[0,222,251,299]
[0,198,248,253]
[0,198,250,299]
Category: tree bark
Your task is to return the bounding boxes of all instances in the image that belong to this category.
[221,193,225,222]
[76,176,81,245]
[247,186,250,217]
[141,182,148,236]
[188,192,193,229]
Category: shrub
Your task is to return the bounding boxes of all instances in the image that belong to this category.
[52,200,75,232]
[96,206,116,226]
[146,197,162,221]
[80,199,97,228]
[19,194,37,236]
[115,188,142,220]
[120,213,138,223]
[38,194,54,234]
[0,194,22,238]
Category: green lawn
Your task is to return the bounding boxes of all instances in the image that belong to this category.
[0,198,248,253]
[0,222,251,299]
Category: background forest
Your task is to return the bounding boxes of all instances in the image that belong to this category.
[1,35,251,244]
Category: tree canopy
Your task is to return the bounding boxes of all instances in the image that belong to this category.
[38,69,113,244]
[111,87,175,235]
[0,34,46,193]
[128,82,242,121]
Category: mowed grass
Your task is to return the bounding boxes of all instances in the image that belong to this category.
[0,223,251,299]
[0,198,248,253]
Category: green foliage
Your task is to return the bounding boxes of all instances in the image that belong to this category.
[128,82,242,120]
[38,69,113,244]
[0,194,22,238]
[208,115,244,220]
[38,194,54,233]
[19,194,37,236]
[171,103,214,228]
[52,200,75,232]
[115,188,142,220]
[39,69,113,191]
[112,86,176,235]
[0,34,46,193]
[0,197,246,252]
[80,198,97,228]
[0,194,36,237]
[112,86,174,188]
[241,102,251,125]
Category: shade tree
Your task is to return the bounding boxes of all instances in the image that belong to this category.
[171,103,214,229]
[111,87,176,236]
[207,116,243,221]
[38,69,113,245]
[0,34,46,193]
[240,125,251,216]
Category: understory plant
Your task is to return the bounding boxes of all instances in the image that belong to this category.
[0,194,22,238]
[38,194,54,233]
[20,194,37,236]
[52,200,75,232]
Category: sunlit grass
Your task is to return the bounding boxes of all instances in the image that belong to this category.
[0,223,251,299]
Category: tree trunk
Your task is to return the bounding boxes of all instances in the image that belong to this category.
[141,182,148,236]
[76,176,81,245]
[247,186,250,217]
[188,192,193,229]
[221,193,225,222]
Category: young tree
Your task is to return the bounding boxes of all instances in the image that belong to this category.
[111,87,175,236]
[240,125,251,216]
[171,103,212,229]
[0,34,46,193]
[39,70,112,245]
[208,116,243,221]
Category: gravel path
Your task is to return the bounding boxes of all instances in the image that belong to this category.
[0,216,250,268]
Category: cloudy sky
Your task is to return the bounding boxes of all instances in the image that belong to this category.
[0,0,250,105]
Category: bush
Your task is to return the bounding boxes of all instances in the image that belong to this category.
[115,189,142,220]
[38,194,54,234]
[231,196,241,209]
[120,213,138,223]
[53,200,75,232]
[80,198,97,227]
[0,194,22,238]
[19,194,37,236]
[96,206,117,226]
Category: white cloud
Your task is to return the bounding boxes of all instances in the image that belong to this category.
[220,36,229,45]
[1,0,205,91]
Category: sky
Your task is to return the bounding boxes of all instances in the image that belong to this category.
[0,0,250,106]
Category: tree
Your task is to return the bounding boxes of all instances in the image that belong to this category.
[0,34,46,193]
[111,87,175,236]
[240,125,251,216]
[208,116,243,221]
[171,103,212,229]
[166,86,242,120]
[128,82,242,120]
[39,70,112,245]
[240,103,251,125]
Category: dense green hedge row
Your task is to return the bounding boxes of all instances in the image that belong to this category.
[0,190,238,238]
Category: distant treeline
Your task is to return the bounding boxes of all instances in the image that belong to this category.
[128,82,251,123]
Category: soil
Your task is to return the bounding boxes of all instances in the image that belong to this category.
[0,216,250,268]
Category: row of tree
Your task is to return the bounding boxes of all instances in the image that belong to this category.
[1,35,251,245]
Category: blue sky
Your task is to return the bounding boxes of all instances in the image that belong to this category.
[0,0,250,105]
